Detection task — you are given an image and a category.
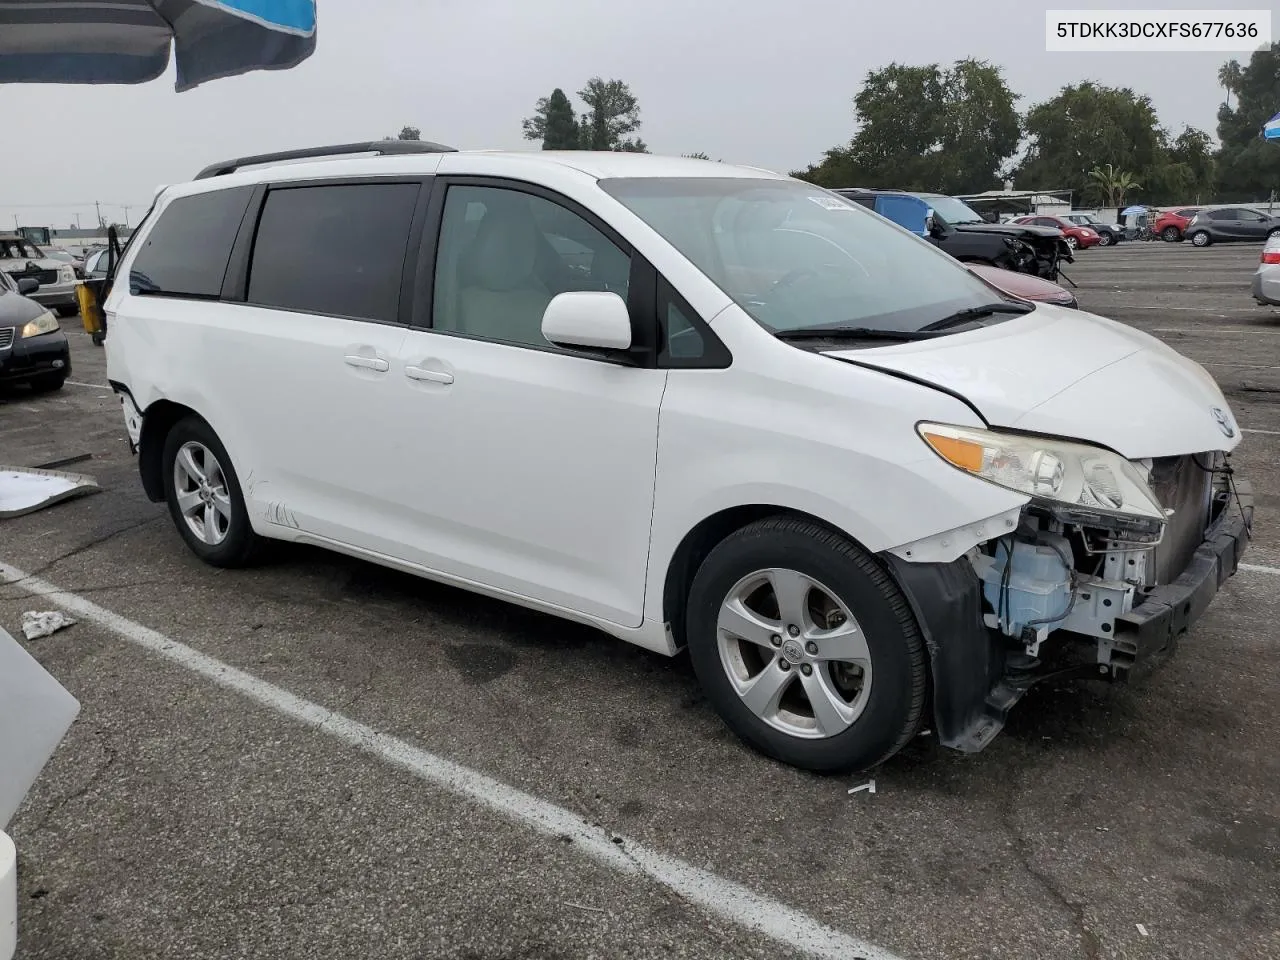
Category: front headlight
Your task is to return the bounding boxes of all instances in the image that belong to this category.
[21,310,59,338]
[58,266,75,283]
[918,423,1166,534]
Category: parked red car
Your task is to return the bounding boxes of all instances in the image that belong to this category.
[966,263,1077,308]
[1154,207,1202,242]
[1010,215,1102,250]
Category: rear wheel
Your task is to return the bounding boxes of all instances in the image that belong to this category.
[1161,226,1182,242]
[161,416,263,567]
[1189,230,1211,247]
[1064,236,1079,249]
[685,516,927,773]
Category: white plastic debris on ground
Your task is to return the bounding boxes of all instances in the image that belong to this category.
[0,626,81,960]
[21,611,77,641]
[0,466,100,519]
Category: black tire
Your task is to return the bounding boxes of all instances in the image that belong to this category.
[1097,232,1113,247]
[1189,230,1211,248]
[1268,229,1280,240]
[28,373,65,393]
[1161,226,1181,242]
[685,516,927,773]
[1064,236,1079,250]
[161,415,263,567]
[55,305,78,319]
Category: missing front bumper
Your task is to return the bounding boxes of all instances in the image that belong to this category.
[883,478,1253,754]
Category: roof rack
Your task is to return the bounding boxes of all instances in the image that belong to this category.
[194,140,458,180]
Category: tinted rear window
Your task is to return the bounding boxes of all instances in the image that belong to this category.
[247,183,420,323]
[129,186,254,297]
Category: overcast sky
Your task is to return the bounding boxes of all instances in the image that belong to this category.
[2,0,1244,232]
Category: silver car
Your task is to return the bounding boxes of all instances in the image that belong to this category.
[0,234,78,316]
[1252,233,1280,306]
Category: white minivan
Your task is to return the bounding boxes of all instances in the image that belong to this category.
[102,142,1252,773]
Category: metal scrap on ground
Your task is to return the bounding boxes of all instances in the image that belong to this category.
[0,466,100,519]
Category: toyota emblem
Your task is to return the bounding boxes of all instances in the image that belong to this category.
[1211,406,1235,438]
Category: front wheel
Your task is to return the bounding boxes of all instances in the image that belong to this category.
[161,416,264,567]
[1097,232,1114,247]
[1189,230,1211,247]
[685,516,928,773]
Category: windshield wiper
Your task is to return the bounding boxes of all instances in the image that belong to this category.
[917,301,1033,332]
[773,326,945,342]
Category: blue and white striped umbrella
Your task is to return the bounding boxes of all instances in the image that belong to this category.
[1264,111,1280,141]
[0,0,316,91]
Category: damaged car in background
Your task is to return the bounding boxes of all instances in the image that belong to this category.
[832,188,1073,282]
[100,146,1250,774]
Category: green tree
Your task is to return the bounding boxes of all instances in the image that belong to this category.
[682,151,711,160]
[577,77,647,152]
[1015,82,1165,202]
[1145,126,1216,204]
[521,88,580,150]
[793,59,1019,193]
[1215,43,1280,200]
[397,126,420,141]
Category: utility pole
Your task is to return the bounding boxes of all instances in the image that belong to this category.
[11,214,17,229]
[122,205,132,227]
[75,213,81,229]
[94,200,103,229]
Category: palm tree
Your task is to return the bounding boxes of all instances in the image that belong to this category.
[1218,61,1243,109]
[1087,163,1141,208]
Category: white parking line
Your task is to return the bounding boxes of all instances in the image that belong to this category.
[1242,428,1280,436]
[1240,562,1280,576]
[64,380,111,391]
[0,562,900,960]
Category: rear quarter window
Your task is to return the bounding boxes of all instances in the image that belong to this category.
[128,186,254,297]
[246,182,420,324]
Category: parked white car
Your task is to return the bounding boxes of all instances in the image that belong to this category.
[101,144,1253,772]
[1252,233,1280,306]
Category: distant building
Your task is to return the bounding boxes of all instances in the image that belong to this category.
[48,225,133,257]
[954,185,1074,221]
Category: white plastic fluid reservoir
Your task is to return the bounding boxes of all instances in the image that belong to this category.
[980,538,1072,636]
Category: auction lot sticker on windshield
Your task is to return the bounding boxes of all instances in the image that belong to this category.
[809,195,854,210]
[1046,9,1271,52]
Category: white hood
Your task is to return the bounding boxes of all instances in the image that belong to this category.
[825,304,1242,460]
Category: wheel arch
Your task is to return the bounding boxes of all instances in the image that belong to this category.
[137,399,204,502]
[660,504,874,650]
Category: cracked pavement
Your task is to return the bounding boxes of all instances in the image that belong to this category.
[2,242,1279,960]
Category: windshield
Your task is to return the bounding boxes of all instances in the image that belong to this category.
[599,177,1015,334]
[920,195,987,226]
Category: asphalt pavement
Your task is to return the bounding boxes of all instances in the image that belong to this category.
[1,240,1277,960]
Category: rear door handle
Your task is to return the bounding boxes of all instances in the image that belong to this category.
[344,355,389,372]
[405,365,454,384]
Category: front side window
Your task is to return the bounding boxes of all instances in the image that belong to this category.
[432,185,631,348]
[248,182,420,323]
[599,177,1014,335]
[129,186,254,297]
[1239,209,1266,222]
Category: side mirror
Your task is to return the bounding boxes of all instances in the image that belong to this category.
[541,291,632,355]
[16,278,38,295]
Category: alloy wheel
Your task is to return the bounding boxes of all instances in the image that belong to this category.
[716,567,872,739]
[173,441,233,545]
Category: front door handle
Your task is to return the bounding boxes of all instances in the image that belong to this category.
[405,365,454,384]
[344,355,389,372]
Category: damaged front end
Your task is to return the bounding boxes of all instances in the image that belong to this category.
[1001,233,1074,283]
[884,426,1252,754]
